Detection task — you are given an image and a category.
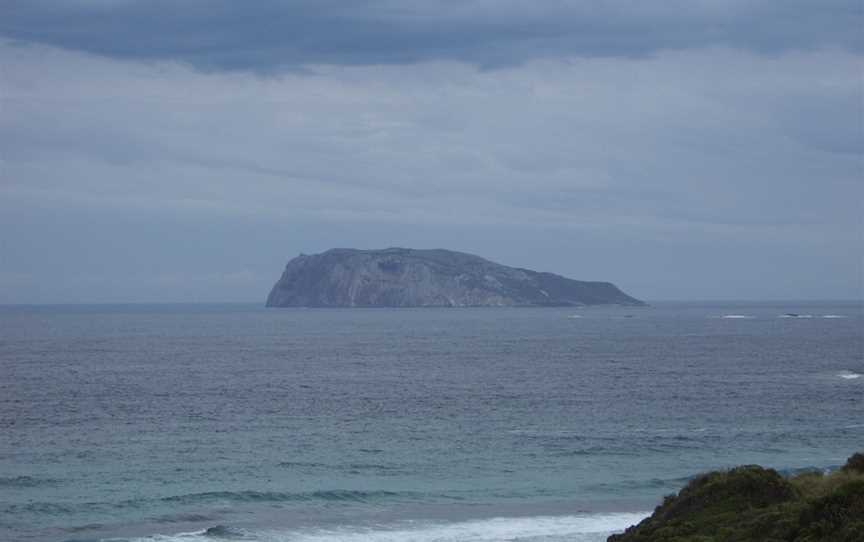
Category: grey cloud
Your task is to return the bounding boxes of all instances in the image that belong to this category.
[1,0,861,71]
[774,95,864,155]
[3,44,859,230]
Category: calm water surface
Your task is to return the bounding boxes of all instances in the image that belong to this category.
[1,302,862,541]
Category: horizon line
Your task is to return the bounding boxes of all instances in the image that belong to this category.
[1,299,861,307]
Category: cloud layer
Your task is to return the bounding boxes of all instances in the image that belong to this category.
[2,0,862,71]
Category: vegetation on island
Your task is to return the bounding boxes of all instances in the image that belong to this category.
[609,452,864,542]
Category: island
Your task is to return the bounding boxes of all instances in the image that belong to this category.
[266,247,645,308]
[609,451,864,542]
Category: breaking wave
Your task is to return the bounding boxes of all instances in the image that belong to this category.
[778,465,841,477]
[119,512,650,542]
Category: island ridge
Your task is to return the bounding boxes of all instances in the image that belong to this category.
[266,247,645,308]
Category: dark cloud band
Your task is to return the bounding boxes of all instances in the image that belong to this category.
[2,0,861,71]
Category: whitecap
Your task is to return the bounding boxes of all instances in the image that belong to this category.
[720,314,754,319]
[127,512,651,542]
[823,315,848,319]
[838,371,861,380]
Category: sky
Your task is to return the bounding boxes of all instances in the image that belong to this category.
[1,1,862,303]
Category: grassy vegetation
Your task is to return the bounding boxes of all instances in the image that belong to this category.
[608,452,864,542]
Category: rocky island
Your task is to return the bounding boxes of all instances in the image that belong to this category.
[266,247,645,308]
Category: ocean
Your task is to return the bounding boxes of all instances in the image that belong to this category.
[1,301,861,542]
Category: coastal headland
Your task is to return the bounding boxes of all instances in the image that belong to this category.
[609,452,864,541]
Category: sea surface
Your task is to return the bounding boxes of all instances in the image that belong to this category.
[1,301,862,542]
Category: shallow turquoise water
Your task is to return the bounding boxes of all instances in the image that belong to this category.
[1,302,861,541]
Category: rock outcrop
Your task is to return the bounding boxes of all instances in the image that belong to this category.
[266,247,645,308]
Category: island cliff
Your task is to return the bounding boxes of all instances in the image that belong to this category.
[266,247,645,308]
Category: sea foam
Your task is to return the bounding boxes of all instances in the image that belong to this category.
[125,512,649,542]
[837,371,861,380]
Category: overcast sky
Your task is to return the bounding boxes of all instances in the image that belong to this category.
[1,1,862,303]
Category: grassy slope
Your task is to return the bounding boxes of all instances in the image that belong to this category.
[609,452,864,542]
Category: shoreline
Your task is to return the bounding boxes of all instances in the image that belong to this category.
[48,509,652,542]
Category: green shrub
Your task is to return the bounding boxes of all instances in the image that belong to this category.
[609,452,864,542]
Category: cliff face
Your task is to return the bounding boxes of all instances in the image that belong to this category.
[266,247,645,308]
